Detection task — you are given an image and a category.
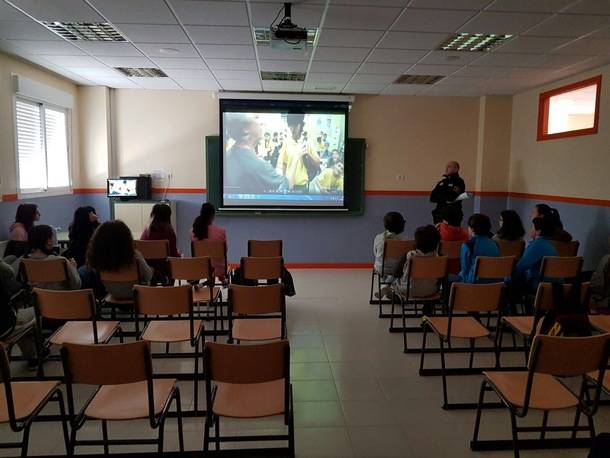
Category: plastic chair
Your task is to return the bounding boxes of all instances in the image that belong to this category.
[540,256,583,280]
[248,240,283,257]
[134,240,170,284]
[99,262,141,319]
[439,240,463,275]
[191,239,228,283]
[551,240,580,257]
[496,240,525,259]
[19,258,70,289]
[228,284,286,343]
[61,340,184,455]
[240,256,283,284]
[203,340,294,455]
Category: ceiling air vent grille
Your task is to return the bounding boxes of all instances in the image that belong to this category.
[394,74,445,85]
[115,67,167,78]
[254,28,318,46]
[42,21,126,41]
[438,33,513,52]
[261,71,306,81]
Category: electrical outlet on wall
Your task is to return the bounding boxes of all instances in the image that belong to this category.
[396,174,406,181]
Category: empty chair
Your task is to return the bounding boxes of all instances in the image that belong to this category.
[0,345,68,457]
[551,240,580,257]
[496,239,525,259]
[370,239,415,315]
[191,239,228,283]
[439,240,463,275]
[228,284,286,343]
[472,334,610,458]
[203,340,294,455]
[248,240,283,257]
[241,256,283,285]
[61,340,184,454]
[133,284,204,410]
[421,282,504,409]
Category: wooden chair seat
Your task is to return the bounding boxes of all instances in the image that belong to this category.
[49,321,120,346]
[142,320,203,343]
[0,381,60,422]
[426,316,490,339]
[213,379,285,418]
[484,371,578,410]
[192,286,221,303]
[85,379,177,421]
[502,316,535,336]
[232,319,282,341]
[589,315,610,333]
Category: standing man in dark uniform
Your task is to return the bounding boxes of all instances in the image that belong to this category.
[430,161,466,224]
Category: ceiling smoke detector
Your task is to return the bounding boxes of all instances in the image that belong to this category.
[42,21,126,41]
[394,74,445,85]
[115,67,168,78]
[438,33,513,52]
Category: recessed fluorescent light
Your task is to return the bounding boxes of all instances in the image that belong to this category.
[115,67,167,78]
[261,71,305,81]
[438,33,513,52]
[394,74,445,85]
[42,21,126,42]
[159,48,180,55]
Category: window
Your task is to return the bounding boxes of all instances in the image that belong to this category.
[15,98,71,195]
[537,75,602,141]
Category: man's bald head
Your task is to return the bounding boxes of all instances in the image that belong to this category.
[445,161,460,175]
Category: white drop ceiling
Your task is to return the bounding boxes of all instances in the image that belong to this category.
[0,0,610,96]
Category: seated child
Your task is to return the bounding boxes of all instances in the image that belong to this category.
[515,217,558,291]
[373,212,406,299]
[459,214,500,283]
[436,205,469,241]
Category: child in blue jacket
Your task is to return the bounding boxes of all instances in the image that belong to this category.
[515,217,558,291]
[459,214,500,283]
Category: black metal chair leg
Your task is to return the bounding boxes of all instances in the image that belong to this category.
[540,410,549,440]
[377,275,383,317]
[510,411,520,458]
[175,389,184,453]
[288,409,295,457]
[194,341,200,412]
[203,415,210,452]
[440,339,448,409]
[102,420,109,455]
[468,338,475,369]
[401,299,408,352]
[215,415,220,450]
[369,270,375,304]
[20,423,31,458]
[472,380,487,444]
[56,391,70,456]
[419,326,428,371]
[157,419,165,453]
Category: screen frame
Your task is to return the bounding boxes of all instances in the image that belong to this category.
[219,98,350,211]
[107,177,139,198]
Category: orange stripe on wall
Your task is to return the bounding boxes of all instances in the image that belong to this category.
[508,192,610,208]
[1,194,17,201]
[73,188,106,194]
[72,188,208,194]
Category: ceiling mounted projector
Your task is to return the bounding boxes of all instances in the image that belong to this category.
[270,3,308,50]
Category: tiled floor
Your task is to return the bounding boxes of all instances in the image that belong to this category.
[1,269,607,457]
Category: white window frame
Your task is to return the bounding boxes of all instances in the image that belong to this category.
[13,94,73,198]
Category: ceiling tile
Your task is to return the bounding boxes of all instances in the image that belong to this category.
[306,73,352,84]
[309,61,361,73]
[378,31,448,49]
[10,0,103,21]
[342,82,387,94]
[44,55,106,67]
[174,78,220,90]
[494,36,572,53]
[410,0,490,8]
[417,50,482,65]
[406,63,462,75]
[320,0,408,6]
[0,2,29,20]
[88,76,140,88]
[154,57,206,69]
[171,0,249,26]
[163,68,213,78]
[76,42,144,57]
[206,59,258,70]
[436,75,489,85]
[524,14,610,38]
[453,65,517,76]
[314,47,369,62]
[318,29,383,47]
[589,27,610,39]
[392,8,477,32]
[357,62,409,74]
[324,5,401,30]
[250,3,323,28]
[128,77,181,89]
[213,70,259,80]
[560,0,610,15]
[459,11,550,35]
[552,38,610,56]
[533,53,592,69]
[197,44,255,59]
[220,79,262,91]
[381,84,425,95]
[96,56,155,67]
[0,21,62,40]
[262,80,304,92]
[186,26,252,45]
[351,73,397,84]
[367,48,427,63]
[469,52,540,67]
[136,43,199,58]
[89,0,177,24]
[67,67,122,77]
[115,24,189,44]
[260,60,307,72]
[487,0,575,13]
[257,47,311,61]
[4,39,84,55]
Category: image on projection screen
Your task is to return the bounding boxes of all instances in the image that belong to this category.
[222,111,346,208]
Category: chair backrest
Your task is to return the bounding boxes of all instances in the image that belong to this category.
[241,256,283,281]
[439,240,462,259]
[248,240,283,257]
[229,284,284,315]
[99,262,140,283]
[191,239,227,269]
[168,256,213,283]
[474,256,515,280]
[551,240,580,257]
[204,340,288,384]
[20,258,68,284]
[496,239,525,259]
[449,282,504,313]
[61,340,151,386]
[381,239,414,275]
[533,282,591,312]
[33,288,95,321]
[133,240,169,260]
[530,334,610,377]
[540,256,583,279]
[409,256,448,280]
[134,284,192,316]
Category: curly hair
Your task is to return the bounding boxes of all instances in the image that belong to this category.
[87,220,135,271]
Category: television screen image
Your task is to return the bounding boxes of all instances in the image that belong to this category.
[107,178,138,197]
[221,101,348,210]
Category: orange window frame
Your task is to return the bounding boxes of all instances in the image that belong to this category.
[537,75,602,141]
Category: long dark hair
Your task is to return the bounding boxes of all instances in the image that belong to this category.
[87,220,135,271]
[148,203,173,234]
[497,210,525,241]
[15,203,38,232]
[535,203,564,230]
[192,203,216,240]
[69,206,99,243]
[28,225,54,255]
